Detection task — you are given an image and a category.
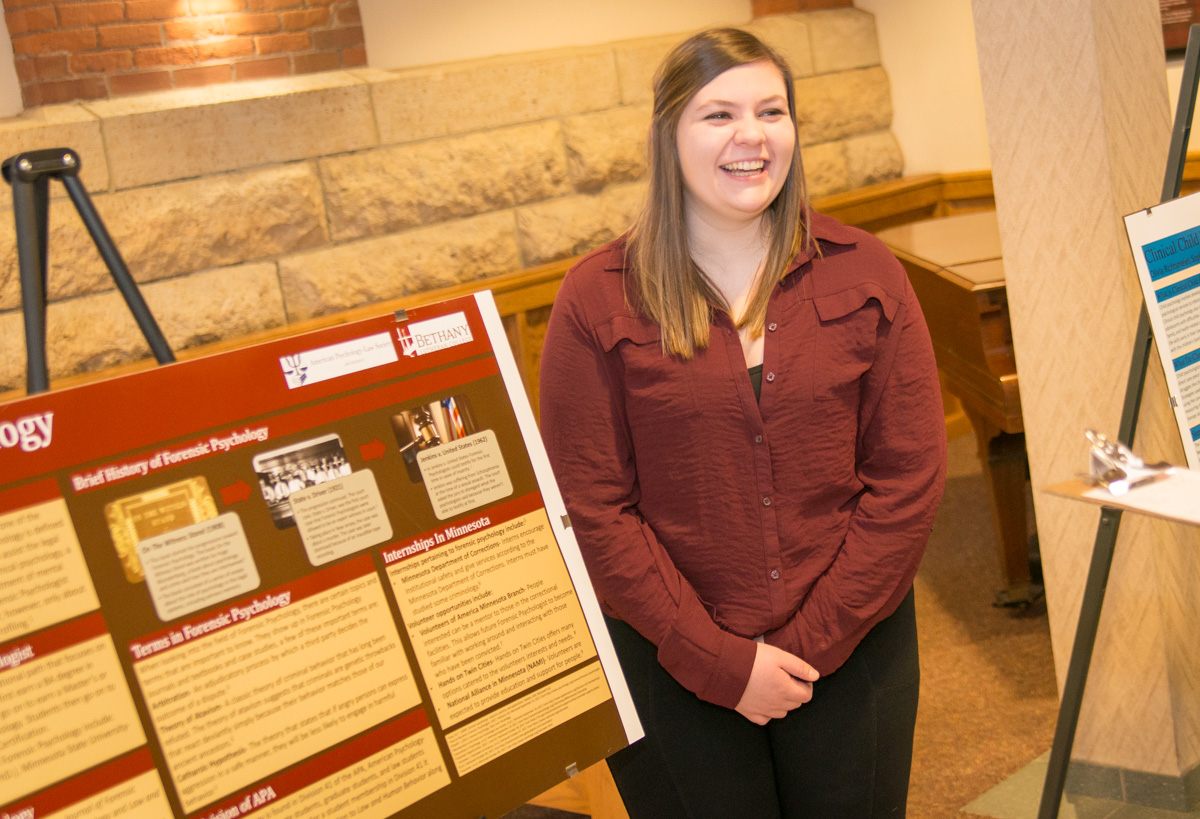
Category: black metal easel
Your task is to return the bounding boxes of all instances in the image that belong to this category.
[2,147,174,396]
[1037,24,1200,819]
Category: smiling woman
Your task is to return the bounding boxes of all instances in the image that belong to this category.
[625,29,811,358]
[676,61,795,232]
[675,59,796,368]
[539,27,947,818]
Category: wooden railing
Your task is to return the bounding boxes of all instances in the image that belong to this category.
[1,171,1002,408]
[16,156,1200,408]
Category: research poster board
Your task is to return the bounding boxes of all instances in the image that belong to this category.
[1125,195,1200,469]
[0,293,640,819]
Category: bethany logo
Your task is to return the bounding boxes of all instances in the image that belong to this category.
[396,311,473,358]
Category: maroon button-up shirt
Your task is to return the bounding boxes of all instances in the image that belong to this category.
[539,212,947,709]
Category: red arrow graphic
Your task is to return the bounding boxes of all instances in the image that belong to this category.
[220,479,252,505]
[360,439,386,461]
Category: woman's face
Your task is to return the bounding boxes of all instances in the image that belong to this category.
[675,60,795,232]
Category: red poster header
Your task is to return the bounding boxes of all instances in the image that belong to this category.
[0,477,60,514]
[382,490,546,566]
[0,611,108,675]
[0,748,157,816]
[0,298,493,488]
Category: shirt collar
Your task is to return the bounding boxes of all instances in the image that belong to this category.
[788,211,859,272]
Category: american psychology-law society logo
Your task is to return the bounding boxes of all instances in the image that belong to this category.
[278,332,398,390]
[396,311,473,358]
[280,355,309,387]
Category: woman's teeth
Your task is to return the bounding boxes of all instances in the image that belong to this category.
[720,160,765,176]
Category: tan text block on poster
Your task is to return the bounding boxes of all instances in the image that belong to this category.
[417,431,513,520]
[389,508,597,728]
[0,498,99,643]
[254,728,449,819]
[133,573,420,813]
[291,470,393,566]
[446,662,612,775]
[138,512,259,621]
[0,633,146,805]
[44,769,173,819]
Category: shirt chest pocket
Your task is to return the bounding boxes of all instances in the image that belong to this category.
[598,317,702,425]
[811,285,898,401]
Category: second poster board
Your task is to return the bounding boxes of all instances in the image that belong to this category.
[1125,193,1200,468]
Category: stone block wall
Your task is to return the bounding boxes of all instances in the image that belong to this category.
[3,0,365,107]
[0,8,901,391]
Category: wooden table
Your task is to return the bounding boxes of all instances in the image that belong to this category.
[875,211,1040,605]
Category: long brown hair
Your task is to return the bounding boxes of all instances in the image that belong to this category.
[628,28,813,357]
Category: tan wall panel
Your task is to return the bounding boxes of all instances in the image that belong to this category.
[973,0,1200,774]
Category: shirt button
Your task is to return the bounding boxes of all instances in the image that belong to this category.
[754,435,763,443]
[768,322,778,332]
[766,372,776,382]
[770,569,780,580]
[763,497,771,506]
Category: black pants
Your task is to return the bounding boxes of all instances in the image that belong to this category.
[605,588,919,819]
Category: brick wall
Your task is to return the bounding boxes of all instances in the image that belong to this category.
[3,0,365,107]
[752,0,852,15]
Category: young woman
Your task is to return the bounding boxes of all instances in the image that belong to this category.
[539,28,946,818]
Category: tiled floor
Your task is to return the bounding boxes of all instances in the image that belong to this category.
[965,754,1200,819]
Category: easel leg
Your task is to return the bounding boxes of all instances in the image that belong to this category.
[62,175,173,365]
[12,174,51,394]
[1037,508,1122,818]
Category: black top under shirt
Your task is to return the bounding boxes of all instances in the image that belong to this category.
[748,364,763,402]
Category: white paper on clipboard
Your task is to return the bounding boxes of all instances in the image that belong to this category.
[1045,468,1200,526]
[1124,195,1200,469]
